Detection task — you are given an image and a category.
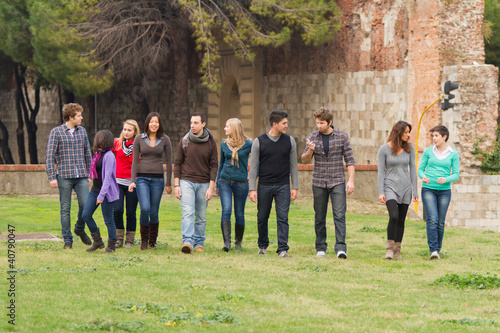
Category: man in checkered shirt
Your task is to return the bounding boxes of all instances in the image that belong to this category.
[45,103,93,249]
[302,107,355,259]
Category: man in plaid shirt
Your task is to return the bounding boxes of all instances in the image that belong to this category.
[45,103,93,249]
[302,107,355,259]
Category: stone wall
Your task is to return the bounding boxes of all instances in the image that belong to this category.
[441,65,499,171]
[261,69,408,164]
[449,175,500,232]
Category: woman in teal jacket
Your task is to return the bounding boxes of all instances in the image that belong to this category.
[215,118,252,252]
[418,125,459,260]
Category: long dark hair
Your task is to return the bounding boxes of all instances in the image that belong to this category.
[144,112,164,138]
[387,121,412,154]
[93,130,114,153]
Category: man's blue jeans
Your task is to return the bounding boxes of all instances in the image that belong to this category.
[218,179,249,225]
[57,176,89,244]
[113,184,139,231]
[136,177,164,227]
[180,180,210,249]
[422,187,452,253]
[313,184,347,253]
[82,191,117,241]
[257,184,290,253]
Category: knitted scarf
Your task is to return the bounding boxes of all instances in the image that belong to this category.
[181,128,211,150]
[90,149,109,179]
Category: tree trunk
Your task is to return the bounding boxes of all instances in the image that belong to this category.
[0,119,15,164]
[172,29,190,145]
[19,68,40,164]
[13,65,26,164]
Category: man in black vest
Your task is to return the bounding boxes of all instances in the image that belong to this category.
[249,110,298,258]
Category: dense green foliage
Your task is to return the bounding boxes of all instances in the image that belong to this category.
[0,0,112,95]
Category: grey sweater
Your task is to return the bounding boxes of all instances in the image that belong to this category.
[377,143,418,204]
[131,134,172,185]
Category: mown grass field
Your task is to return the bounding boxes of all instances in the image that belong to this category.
[0,194,499,332]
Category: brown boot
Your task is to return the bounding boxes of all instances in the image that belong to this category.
[385,240,395,260]
[393,242,403,260]
[140,225,149,250]
[103,239,116,253]
[149,223,159,249]
[125,231,135,248]
[115,229,125,248]
[74,227,92,245]
[86,230,105,252]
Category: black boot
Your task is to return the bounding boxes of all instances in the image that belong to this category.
[103,239,116,253]
[140,225,149,250]
[149,223,159,249]
[86,230,105,252]
[74,227,92,245]
[234,224,245,251]
[221,221,231,252]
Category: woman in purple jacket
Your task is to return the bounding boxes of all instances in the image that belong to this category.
[83,130,119,253]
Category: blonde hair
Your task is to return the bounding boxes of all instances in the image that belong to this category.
[225,118,248,146]
[117,119,140,149]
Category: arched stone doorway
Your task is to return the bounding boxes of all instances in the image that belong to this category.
[219,76,241,137]
[207,51,262,143]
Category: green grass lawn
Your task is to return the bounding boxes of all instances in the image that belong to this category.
[1,194,499,332]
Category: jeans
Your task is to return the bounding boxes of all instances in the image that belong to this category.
[385,200,409,243]
[82,191,117,241]
[257,184,290,253]
[136,177,164,227]
[422,187,452,253]
[218,179,249,225]
[313,184,347,253]
[180,180,210,248]
[57,176,89,243]
[113,184,139,231]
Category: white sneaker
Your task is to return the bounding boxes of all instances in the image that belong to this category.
[316,251,326,257]
[337,251,347,259]
[430,251,440,260]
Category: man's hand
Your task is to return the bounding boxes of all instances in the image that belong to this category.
[346,180,355,195]
[215,188,219,196]
[290,189,298,201]
[205,187,213,201]
[175,186,181,200]
[306,139,315,151]
[249,190,257,203]
[50,179,58,188]
[165,186,172,195]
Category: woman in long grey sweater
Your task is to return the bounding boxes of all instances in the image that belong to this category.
[377,121,418,260]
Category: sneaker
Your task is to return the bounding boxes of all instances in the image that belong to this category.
[181,243,192,254]
[258,248,267,255]
[430,251,440,260]
[63,242,72,249]
[278,251,291,258]
[316,251,326,258]
[336,251,347,259]
[195,246,204,253]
